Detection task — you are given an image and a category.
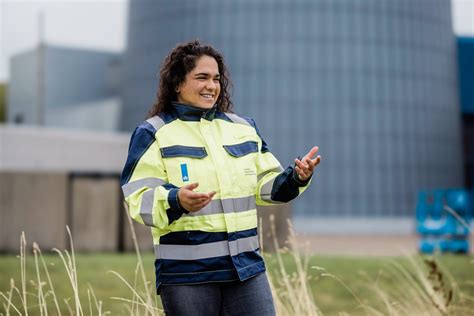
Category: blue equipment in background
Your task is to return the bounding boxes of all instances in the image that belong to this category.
[416,189,472,254]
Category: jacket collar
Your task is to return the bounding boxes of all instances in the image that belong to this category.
[171,101,217,121]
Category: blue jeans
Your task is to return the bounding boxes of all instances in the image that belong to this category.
[160,273,276,316]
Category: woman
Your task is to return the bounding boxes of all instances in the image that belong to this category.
[121,40,321,316]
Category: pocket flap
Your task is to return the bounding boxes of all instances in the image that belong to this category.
[161,145,207,158]
[223,141,258,157]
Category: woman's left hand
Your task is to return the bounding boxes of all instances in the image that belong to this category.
[294,146,321,181]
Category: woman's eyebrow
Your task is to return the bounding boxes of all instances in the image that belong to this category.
[194,72,220,77]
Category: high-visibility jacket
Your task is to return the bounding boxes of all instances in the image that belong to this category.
[121,102,311,291]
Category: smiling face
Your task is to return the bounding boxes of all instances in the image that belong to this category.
[177,55,221,109]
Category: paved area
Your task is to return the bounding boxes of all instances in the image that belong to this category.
[294,234,474,256]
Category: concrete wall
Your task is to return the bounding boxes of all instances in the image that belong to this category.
[257,204,292,252]
[0,172,127,253]
[0,126,130,252]
[0,125,129,173]
[70,176,120,252]
[0,172,68,252]
[122,210,153,252]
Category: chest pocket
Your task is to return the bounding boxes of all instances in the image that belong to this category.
[223,141,258,157]
[223,141,258,194]
[161,145,207,158]
[160,145,208,185]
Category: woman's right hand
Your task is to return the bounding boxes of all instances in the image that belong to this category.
[177,182,216,212]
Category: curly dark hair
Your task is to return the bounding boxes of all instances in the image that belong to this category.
[148,40,233,117]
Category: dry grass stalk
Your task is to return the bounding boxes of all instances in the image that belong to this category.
[266,214,322,316]
[0,214,471,316]
[359,253,469,316]
[20,232,28,316]
[0,228,110,315]
[52,226,84,315]
[35,243,61,315]
[32,242,47,315]
[107,204,162,315]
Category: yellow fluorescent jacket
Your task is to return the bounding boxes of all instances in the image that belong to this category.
[120,102,312,290]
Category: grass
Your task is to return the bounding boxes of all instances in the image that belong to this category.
[1,246,473,314]
[265,253,473,315]
[264,219,474,315]
[0,218,473,315]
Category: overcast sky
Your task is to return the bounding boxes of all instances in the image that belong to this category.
[0,0,473,82]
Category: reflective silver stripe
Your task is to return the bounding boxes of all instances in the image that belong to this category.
[260,177,283,203]
[189,199,224,216]
[229,235,259,256]
[154,235,260,260]
[146,116,165,131]
[185,196,256,216]
[257,166,284,182]
[122,177,166,197]
[140,189,156,226]
[225,113,251,127]
[222,196,256,213]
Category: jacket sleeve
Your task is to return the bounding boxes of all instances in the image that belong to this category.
[120,125,186,229]
[247,118,312,206]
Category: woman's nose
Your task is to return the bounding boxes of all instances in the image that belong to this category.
[206,80,216,90]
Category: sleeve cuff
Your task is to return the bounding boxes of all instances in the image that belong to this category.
[166,188,188,224]
[167,188,180,210]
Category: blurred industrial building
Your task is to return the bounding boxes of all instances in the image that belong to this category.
[1,0,472,252]
[458,37,474,190]
[7,44,122,131]
[121,0,465,233]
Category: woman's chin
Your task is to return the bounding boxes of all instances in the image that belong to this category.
[195,101,215,109]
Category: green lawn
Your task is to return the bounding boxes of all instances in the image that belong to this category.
[0,251,472,315]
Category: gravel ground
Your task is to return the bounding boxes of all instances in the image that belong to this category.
[295,234,474,256]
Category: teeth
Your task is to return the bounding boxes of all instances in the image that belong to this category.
[201,94,213,98]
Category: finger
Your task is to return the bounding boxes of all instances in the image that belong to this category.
[295,166,308,180]
[194,193,215,204]
[295,158,309,169]
[191,202,207,211]
[189,195,209,205]
[295,165,303,177]
[194,197,209,204]
[306,156,320,172]
[196,191,216,200]
[309,155,321,168]
[182,182,199,191]
[304,157,313,170]
[208,191,217,199]
[303,146,319,160]
[193,198,213,210]
[185,191,210,199]
[296,165,309,174]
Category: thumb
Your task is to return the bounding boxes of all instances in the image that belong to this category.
[182,182,199,191]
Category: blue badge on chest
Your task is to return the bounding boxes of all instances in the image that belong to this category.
[180,163,189,182]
